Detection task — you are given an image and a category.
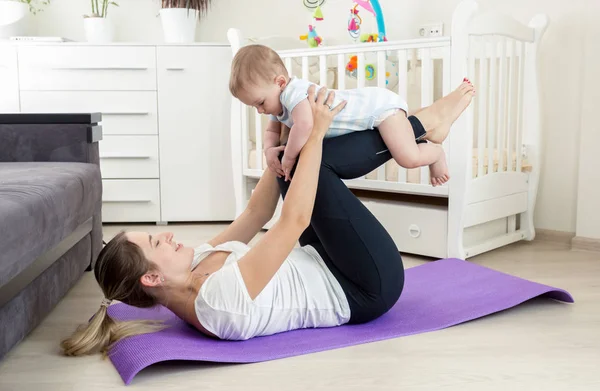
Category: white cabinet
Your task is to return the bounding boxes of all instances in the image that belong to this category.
[5,43,235,224]
[0,45,19,113]
[156,46,236,222]
[17,45,157,91]
[20,91,159,135]
[101,179,162,222]
[98,135,160,179]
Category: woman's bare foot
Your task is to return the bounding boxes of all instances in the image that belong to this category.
[414,79,475,144]
[429,152,449,187]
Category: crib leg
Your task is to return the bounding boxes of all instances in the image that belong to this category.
[447,203,467,259]
[521,185,537,242]
[447,227,466,259]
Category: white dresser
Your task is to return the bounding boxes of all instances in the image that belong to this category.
[0,42,236,224]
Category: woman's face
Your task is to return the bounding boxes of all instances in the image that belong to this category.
[126,231,195,287]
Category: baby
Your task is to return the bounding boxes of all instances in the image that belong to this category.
[229,44,465,186]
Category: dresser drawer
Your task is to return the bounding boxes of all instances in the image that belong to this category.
[99,136,159,179]
[102,179,161,222]
[17,45,156,91]
[20,91,158,135]
[360,197,448,259]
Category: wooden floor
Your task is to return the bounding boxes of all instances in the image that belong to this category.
[1,224,599,390]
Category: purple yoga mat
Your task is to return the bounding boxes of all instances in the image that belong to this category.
[107,258,573,385]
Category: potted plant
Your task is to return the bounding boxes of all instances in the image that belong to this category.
[83,0,119,43]
[0,0,50,38]
[159,0,212,43]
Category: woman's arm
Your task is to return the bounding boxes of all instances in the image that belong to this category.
[208,125,291,247]
[207,167,280,247]
[237,86,347,300]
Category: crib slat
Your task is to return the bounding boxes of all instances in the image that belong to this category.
[242,105,249,171]
[487,36,498,175]
[468,38,476,177]
[255,113,263,170]
[337,54,345,90]
[285,57,292,77]
[420,48,433,185]
[442,45,452,156]
[397,49,409,183]
[508,41,520,233]
[319,55,327,86]
[508,42,519,233]
[377,165,386,181]
[497,37,507,172]
[377,51,387,88]
[516,41,526,172]
[477,37,487,177]
[506,39,515,172]
[397,50,408,102]
[409,48,418,86]
[421,48,434,106]
[357,52,366,88]
[302,56,309,80]
[376,50,387,181]
[397,164,407,183]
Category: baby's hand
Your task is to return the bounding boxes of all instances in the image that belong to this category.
[265,146,286,178]
[281,155,297,182]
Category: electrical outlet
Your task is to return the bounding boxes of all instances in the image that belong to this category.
[419,23,444,37]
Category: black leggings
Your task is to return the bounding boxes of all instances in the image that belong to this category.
[276,116,426,324]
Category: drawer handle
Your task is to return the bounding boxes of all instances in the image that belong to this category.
[166,67,185,71]
[408,224,421,238]
[103,112,150,116]
[103,199,152,203]
[51,66,148,71]
[100,155,151,159]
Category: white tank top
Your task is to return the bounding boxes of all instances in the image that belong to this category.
[192,241,351,340]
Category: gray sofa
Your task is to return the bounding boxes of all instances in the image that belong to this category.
[0,113,104,360]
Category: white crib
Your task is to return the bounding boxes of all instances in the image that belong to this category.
[226,0,549,259]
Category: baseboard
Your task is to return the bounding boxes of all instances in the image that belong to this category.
[535,229,575,245]
[571,236,600,252]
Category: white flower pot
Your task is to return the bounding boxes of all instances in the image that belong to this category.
[0,1,30,38]
[83,17,114,43]
[159,8,199,43]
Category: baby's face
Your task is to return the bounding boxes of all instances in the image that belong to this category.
[237,81,283,117]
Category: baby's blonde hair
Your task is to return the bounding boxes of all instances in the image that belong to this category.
[229,44,288,98]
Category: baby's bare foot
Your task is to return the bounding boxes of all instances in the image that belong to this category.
[415,80,475,144]
[429,152,449,187]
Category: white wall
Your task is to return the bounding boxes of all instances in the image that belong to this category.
[575,0,600,240]
[33,0,589,233]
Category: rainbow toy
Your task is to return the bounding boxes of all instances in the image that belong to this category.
[348,0,387,42]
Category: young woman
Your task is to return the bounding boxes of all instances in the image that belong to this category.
[61,83,474,356]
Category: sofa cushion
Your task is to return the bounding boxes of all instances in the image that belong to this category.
[0,162,102,289]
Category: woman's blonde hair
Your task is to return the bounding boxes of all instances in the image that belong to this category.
[229,44,288,98]
[60,231,165,356]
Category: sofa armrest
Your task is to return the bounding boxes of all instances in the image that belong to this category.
[0,113,103,165]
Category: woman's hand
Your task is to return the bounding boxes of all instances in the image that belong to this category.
[307,85,347,139]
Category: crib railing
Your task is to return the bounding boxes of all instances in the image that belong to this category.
[243,38,453,196]
[462,18,539,178]
[469,35,530,179]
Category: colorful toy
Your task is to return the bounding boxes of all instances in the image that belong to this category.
[300,25,323,48]
[345,55,376,80]
[300,3,324,48]
[347,4,362,40]
[347,0,387,42]
[345,55,358,74]
[360,33,378,43]
[313,5,324,21]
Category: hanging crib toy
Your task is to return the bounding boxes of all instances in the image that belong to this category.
[347,0,387,43]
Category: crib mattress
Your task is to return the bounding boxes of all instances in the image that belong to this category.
[247,147,531,183]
